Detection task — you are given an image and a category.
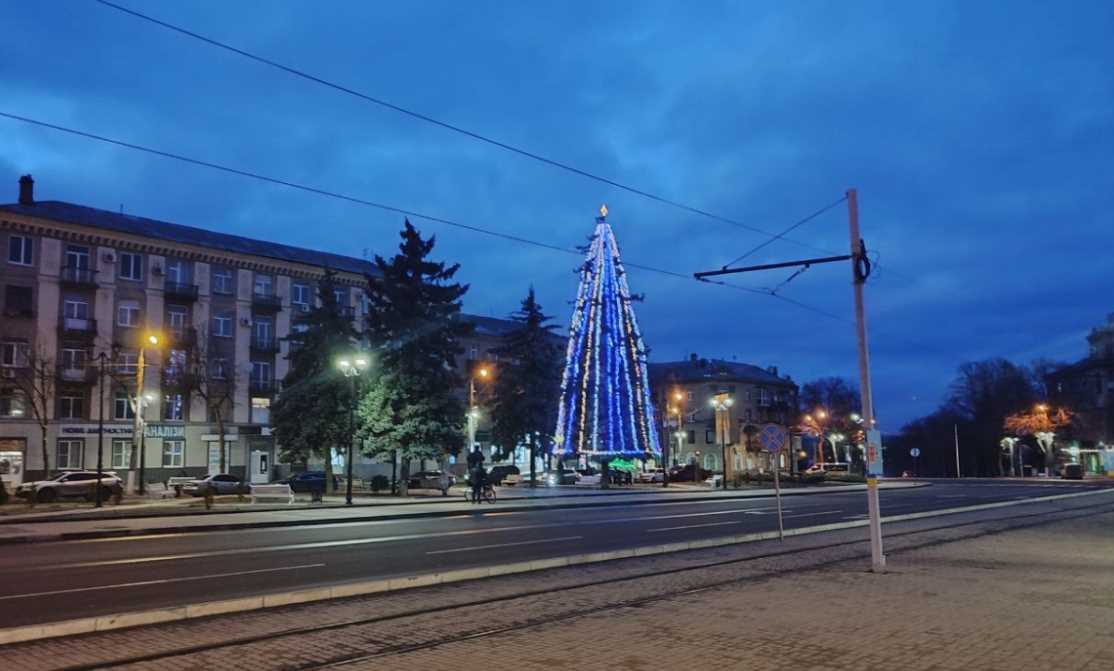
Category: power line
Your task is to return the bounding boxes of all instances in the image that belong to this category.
[723,196,847,267]
[92,0,836,256]
[0,110,845,323]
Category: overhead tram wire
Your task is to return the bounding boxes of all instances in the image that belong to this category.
[722,195,847,268]
[93,0,834,257]
[0,110,843,323]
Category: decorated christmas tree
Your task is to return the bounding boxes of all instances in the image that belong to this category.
[553,206,661,461]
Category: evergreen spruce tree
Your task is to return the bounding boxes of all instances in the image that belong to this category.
[489,287,562,486]
[271,270,359,493]
[357,221,471,496]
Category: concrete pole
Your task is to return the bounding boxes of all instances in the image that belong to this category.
[848,189,885,573]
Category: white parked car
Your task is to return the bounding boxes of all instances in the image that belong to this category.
[638,468,666,483]
[577,472,603,486]
[16,471,122,503]
[704,474,723,487]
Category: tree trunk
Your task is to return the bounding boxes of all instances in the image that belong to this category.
[217,411,227,474]
[529,434,537,488]
[40,423,50,479]
[324,449,336,494]
[397,459,410,497]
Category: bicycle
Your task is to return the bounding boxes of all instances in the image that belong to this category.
[463,482,497,504]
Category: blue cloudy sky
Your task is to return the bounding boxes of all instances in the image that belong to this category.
[3,1,1111,430]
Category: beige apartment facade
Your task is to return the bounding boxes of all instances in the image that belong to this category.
[0,176,374,487]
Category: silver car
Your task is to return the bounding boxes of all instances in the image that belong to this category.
[182,473,245,496]
[16,471,122,503]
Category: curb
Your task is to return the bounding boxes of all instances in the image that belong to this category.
[1,486,1109,646]
[0,482,928,545]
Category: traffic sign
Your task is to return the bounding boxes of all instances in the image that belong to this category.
[758,424,787,453]
[910,447,921,457]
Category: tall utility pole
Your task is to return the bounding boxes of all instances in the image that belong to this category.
[95,352,108,507]
[693,187,885,572]
[847,189,885,573]
[954,424,962,478]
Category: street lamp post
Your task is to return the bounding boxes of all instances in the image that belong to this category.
[95,351,109,508]
[131,333,160,495]
[336,355,370,505]
[466,365,491,465]
[709,394,733,489]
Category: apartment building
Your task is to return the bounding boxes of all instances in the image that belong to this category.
[648,354,799,473]
[0,175,380,486]
[1046,313,1114,474]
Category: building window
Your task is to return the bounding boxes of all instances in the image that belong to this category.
[165,349,187,381]
[212,268,233,295]
[165,259,186,284]
[65,245,90,270]
[686,391,694,401]
[111,439,130,469]
[211,357,227,379]
[292,283,310,311]
[254,274,273,296]
[253,317,273,345]
[57,439,83,470]
[212,314,233,337]
[59,394,85,420]
[758,388,770,407]
[8,235,32,265]
[63,298,89,320]
[1,342,28,368]
[705,430,715,444]
[116,351,138,375]
[167,307,188,335]
[114,392,135,420]
[745,409,753,421]
[164,393,184,421]
[162,439,185,468]
[333,287,347,307]
[60,348,87,373]
[251,361,272,383]
[4,285,33,316]
[119,252,143,281]
[251,396,271,424]
[687,430,695,445]
[0,389,26,417]
[117,300,141,327]
[468,346,478,360]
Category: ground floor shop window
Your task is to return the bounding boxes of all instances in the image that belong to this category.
[56,439,83,470]
[162,439,185,468]
[111,439,131,469]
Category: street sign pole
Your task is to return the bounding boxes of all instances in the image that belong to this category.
[759,424,787,542]
[773,451,784,541]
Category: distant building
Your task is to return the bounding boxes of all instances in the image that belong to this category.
[0,175,538,487]
[648,354,798,474]
[1047,313,1114,473]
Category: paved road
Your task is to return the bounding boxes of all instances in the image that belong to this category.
[0,481,1101,628]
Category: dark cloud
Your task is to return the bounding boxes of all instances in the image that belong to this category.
[1,0,1110,430]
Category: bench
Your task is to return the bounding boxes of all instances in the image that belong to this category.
[249,483,295,505]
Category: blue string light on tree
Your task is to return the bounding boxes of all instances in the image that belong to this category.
[553,205,661,461]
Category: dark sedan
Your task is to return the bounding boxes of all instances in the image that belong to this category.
[279,471,338,493]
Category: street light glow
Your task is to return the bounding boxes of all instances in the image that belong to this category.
[337,358,351,369]
[478,367,489,378]
[816,409,827,419]
[354,357,369,369]
[146,334,160,346]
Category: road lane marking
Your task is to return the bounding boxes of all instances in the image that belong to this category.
[0,563,325,601]
[648,521,739,532]
[426,536,583,555]
[784,511,842,519]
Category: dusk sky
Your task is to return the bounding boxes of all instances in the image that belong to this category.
[3,1,1111,431]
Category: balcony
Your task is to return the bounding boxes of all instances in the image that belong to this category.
[251,292,283,313]
[60,266,97,288]
[57,318,97,341]
[58,366,97,384]
[2,306,34,319]
[249,379,277,396]
[250,335,279,356]
[167,328,197,349]
[164,281,199,302]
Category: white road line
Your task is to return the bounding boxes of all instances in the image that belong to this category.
[784,511,842,519]
[648,521,740,532]
[0,563,325,601]
[426,536,583,555]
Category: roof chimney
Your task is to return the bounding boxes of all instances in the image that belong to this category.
[767,365,778,376]
[689,353,698,363]
[18,175,34,205]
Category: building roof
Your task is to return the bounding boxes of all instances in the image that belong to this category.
[0,200,378,276]
[648,358,795,388]
[455,313,566,341]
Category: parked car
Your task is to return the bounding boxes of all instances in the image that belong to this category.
[487,465,520,485]
[15,471,122,503]
[704,473,724,487]
[278,471,337,493]
[408,470,455,495]
[1061,463,1084,480]
[668,464,710,482]
[577,470,603,486]
[182,474,244,497]
[546,469,580,486]
[638,468,666,483]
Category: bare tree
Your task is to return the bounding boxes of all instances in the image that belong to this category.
[176,328,236,473]
[8,344,56,478]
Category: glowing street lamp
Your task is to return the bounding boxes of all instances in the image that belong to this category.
[710,395,734,489]
[337,354,370,505]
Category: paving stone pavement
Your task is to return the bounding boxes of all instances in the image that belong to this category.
[1,501,1111,670]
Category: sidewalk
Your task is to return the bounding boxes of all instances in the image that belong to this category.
[0,481,925,544]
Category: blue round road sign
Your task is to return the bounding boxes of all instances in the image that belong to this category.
[758,424,787,453]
